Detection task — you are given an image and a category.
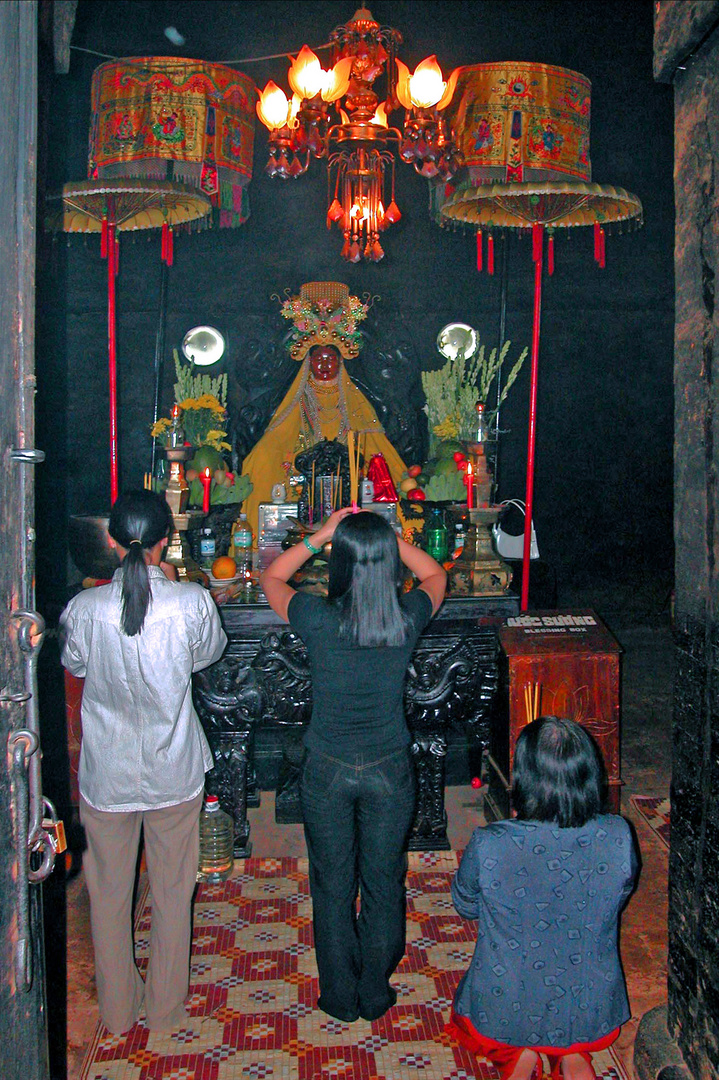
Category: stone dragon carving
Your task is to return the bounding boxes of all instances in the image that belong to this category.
[194,613,503,852]
[193,658,266,856]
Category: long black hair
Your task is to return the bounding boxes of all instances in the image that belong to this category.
[512,716,607,827]
[327,511,410,647]
[108,490,173,636]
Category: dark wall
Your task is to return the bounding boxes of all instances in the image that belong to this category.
[655,1,719,1076]
[36,0,675,608]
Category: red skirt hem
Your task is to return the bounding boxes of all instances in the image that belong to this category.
[446,1009,619,1073]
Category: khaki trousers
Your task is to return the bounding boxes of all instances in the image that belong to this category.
[80,792,202,1035]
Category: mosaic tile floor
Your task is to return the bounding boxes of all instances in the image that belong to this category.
[629,797,670,851]
[81,853,631,1080]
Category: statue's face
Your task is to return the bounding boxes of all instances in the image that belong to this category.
[309,345,341,382]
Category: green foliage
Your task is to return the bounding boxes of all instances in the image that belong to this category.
[174,350,228,407]
[421,336,528,439]
[422,471,466,502]
[187,472,253,508]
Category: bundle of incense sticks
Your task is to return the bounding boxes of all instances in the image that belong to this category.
[332,460,341,510]
[347,431,362,509]
[523,682,541,724]
[309,461,315,524]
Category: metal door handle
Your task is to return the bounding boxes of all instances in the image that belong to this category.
[8,730,37,992]
[10,447,46,464]
[14,610,47,848]
[5,611,55,993]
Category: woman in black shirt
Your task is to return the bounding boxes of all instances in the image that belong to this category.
[261,509,446,1022]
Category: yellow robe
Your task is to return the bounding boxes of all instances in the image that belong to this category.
[242,359,407,538]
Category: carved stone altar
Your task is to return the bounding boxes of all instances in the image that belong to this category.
[193,594,518,856]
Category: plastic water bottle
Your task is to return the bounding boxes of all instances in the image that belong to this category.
[425,507,449,563]
[231,513,253,580]
[453,521,466,559]
[229,516,251,583]
[199,526,216,570]
[197,795,234,883]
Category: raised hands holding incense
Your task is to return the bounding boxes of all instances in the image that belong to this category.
[311,507,354,548]
[260,507,353,622]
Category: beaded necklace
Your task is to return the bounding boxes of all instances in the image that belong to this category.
[299,376,350,447]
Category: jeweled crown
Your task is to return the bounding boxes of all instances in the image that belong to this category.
[280,281,369,360]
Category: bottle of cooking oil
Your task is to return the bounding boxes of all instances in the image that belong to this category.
[197,795,234,883]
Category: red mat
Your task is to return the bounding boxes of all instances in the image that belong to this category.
[81,852,631,1080]
[630,796,670,850]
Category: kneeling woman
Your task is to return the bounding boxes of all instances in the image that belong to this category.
[260,509,446,1022]
[448,717,639,1080]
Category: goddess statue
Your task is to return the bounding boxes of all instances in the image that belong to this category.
[241,282,407,536]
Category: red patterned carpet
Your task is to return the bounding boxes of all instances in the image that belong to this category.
[80,853,631,1080]
[629,796,670,850]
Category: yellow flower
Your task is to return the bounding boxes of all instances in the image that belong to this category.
[150,417,171,438]
[204,429,232,452]
[178,394,225,415]
[433,415,460,439]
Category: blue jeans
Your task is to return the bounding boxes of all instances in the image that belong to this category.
[300,746,416,1022]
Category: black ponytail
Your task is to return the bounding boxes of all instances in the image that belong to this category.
[108,490,173,636]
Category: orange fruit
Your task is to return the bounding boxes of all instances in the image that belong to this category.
[212,555,237,579]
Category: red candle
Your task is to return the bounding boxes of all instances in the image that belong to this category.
[200,467,212,514]
[464,461,474,510]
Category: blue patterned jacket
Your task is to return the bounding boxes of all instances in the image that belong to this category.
[451,815,638,1048]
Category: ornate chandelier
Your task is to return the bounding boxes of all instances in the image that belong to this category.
[256,6,460,263]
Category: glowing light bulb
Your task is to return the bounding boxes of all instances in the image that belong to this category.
[395,58,459,111]
[408,57,445,108]
[289,45,324,99]
[321,57,353,102]
[371,102,389,127]
[256,82,291,130]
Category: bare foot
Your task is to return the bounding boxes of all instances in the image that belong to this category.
[559,1053,595,1080]
[508,1049,541,1080]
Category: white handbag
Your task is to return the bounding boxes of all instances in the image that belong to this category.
[492,499,540,560]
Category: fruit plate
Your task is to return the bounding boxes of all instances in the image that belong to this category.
[208,574,242,587]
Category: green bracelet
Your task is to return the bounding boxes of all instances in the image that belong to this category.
[303,535,322,555]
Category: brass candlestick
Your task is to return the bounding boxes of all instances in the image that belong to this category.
[163,438,202,580]
[449,504,512,596]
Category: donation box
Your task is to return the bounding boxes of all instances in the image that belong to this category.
[486,610,621,819]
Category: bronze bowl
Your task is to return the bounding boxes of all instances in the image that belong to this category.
[68,515,119,579]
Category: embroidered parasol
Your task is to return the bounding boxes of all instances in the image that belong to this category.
[46,179,211,503]
[88,56,256,229]
[435,62,643,608]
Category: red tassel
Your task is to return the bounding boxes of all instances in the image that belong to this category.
[106,224,114,275]
[476,230,482,272]
[167,227,174,267]
[161,221,168,263]
[100,216,108,258]
[594,221,601,263]
[548,233,555,276]
[487,233,494,275]
[599,227,606,269]
[532,222,543,263]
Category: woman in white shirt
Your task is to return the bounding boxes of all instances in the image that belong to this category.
[61,490,226,1035]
